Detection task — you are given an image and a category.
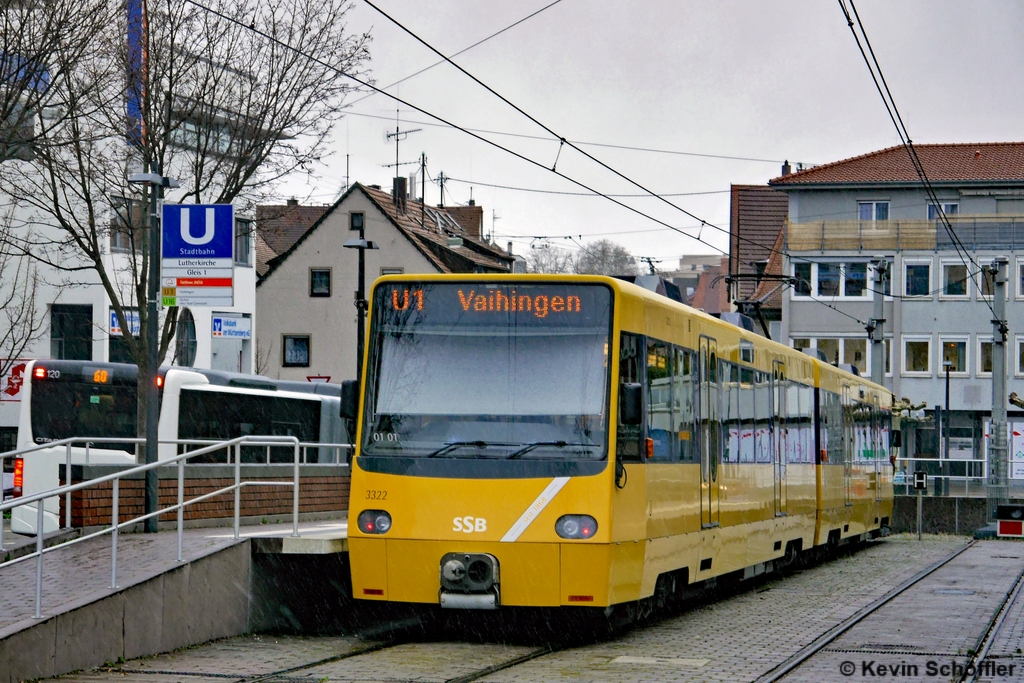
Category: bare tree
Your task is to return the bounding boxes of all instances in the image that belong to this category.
[0,0,371,438]
[574,239,638,276]
[254,336,273,376]
[0,207,46,388]
[526,242,575,274]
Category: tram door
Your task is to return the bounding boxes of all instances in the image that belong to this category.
[699,336,720,527]
[772,361,788,516]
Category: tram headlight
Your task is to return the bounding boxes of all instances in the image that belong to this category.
[555,514,597,539]
[357,509,392,534]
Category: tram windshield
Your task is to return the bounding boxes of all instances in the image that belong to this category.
[362,282,613,460]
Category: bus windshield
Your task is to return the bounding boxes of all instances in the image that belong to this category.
[30,363,138,452]
[362,282,613,460]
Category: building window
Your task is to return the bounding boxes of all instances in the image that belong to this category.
[350,212,364,231]
[110,196,144,253]
[1016,336,1024,377]
[903,336,931,375]
[234,218,252,267]
[981,267,996,298]
[789,337,871,376]
[940,337,968,375]
[791,261,872,299]
[1017,259,1024,299]
[941,262,969,297]
[309,268,331,297]
[283,335,310,367]
[928,203,959,220]
[904,260,932,297]
[980,336,994,376]
[844,262,867,296]
[884,338,892,376]
[794,262,812,295]
[858,201,889,221]
[380,267,404,276]
[175,308,197,367]
[50,304,93,360]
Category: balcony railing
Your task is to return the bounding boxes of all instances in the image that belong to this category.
[787,214,1024,252]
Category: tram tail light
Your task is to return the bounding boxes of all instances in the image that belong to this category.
[33,366,45,379]
[357,509,392,534]
[555,515,597,539]
[644,438,654,459]
[12,457,24,497]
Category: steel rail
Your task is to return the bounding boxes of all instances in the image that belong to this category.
[753,540,976,683]
[960,562,1024,683]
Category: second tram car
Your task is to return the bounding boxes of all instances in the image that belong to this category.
[346,274,893,611]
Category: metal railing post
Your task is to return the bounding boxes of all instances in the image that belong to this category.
[34,501,44,618]
[177,459,184,562]
[111,478,118,588]
[85,441,91,465]
[292,441,300,537]
[65,443,72,529]
[234,443,241,540]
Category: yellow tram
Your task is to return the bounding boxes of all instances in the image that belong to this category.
[345,274,893,611]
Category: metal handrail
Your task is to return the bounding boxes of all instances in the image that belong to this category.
[0,434,353,620]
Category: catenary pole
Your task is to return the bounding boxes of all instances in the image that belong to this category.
[987,257,1009,522]
[870,257,888,386]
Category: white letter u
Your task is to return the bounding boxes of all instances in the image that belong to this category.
[180,208,216,245]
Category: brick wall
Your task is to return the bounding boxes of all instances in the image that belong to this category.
[59,465,350,528]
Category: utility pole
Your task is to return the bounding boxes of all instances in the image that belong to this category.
[987,257,1009,523]
[420,152,426,211]
[128,164,178,533]
[438,172,445,208]
[869,257,889,386]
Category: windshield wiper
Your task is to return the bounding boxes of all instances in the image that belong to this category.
[426,440,492,458]
[506,440,594,460]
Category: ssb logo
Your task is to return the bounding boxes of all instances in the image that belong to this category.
[452,516,487,533]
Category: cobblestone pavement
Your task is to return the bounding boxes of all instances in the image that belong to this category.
[42,534,988,683]
[781,540,1024,683]
[0,520,344,637]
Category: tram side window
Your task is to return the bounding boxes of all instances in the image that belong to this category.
[754,371,772,463]
[617,332,644,461]
[821,390,844,464]
[721,362,740,463]
[646,339,675,461]
[674,348,697,463]
[799,383,814,463]
[739,367,755,463]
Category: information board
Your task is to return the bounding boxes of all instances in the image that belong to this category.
[161,204,234,307]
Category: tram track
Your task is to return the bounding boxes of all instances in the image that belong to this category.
[752,539,977,683]
[959,561,1024,683]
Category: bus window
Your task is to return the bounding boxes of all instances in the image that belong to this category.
[178,389,321,463]
[30,368,137,453]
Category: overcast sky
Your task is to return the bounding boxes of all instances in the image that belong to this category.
[276,0,1024,270]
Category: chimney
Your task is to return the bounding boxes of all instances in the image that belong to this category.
[781,160,792,176]
[507,241,513,255]
[286,197,298,206]
[392,177,407,214]
[468,198,475,206]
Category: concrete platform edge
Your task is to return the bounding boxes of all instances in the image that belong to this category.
[0,541,252,683]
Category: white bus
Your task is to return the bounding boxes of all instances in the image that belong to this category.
[12,360,346,534]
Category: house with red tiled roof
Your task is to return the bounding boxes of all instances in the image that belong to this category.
[254,182,513,383]
[769,142,1024,470]
[728,184,789,335]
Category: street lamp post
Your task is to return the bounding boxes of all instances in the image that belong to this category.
[128,163,178,533]
[343,219,378,381]
[942,359,953,497]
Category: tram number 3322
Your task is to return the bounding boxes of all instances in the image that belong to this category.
[453,516,487,533]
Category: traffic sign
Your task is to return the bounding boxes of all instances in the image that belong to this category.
[913,471,927,490]
[161,204,234,307]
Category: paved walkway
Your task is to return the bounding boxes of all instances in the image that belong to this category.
[0,520,348,639]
